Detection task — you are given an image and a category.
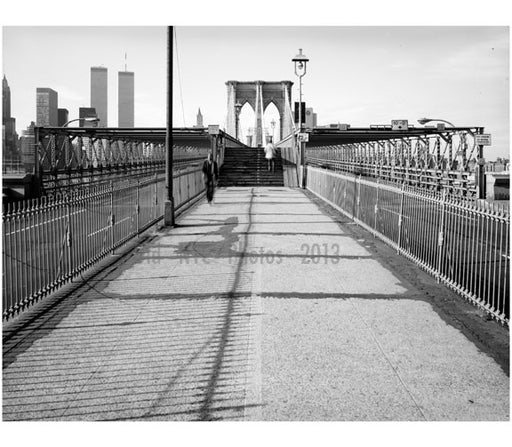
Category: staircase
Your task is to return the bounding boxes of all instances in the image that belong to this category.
[218,147,284,187]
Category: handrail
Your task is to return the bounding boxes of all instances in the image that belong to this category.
[307,165,509,326]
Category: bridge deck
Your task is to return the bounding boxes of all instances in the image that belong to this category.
[2,187,509,421]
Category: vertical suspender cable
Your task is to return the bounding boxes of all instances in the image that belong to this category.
[174,27,186,127]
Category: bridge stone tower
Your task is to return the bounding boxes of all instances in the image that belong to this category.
[226,80,294,146]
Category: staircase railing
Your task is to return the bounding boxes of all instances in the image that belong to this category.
[276,131,300,187]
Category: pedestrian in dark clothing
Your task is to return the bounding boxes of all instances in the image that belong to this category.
[202,151,219,204]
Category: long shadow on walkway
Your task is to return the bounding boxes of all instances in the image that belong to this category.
[3,187,509,421]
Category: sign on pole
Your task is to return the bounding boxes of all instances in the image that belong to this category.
[294,102,306,124]
[297,133,309,143]
[475,134,492,146]
[391,120,408,130]
[208,125,220,135]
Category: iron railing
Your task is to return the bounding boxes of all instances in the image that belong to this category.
[2,159,26,174]
[277,130,301,187]
[2,166,206,320]
[307,166,509,326]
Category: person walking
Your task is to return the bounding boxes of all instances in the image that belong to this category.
[265,140,275,172]
[202,151,219,205]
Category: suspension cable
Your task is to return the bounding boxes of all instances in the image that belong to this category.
[174,27,186,127]
[260,86,266,143]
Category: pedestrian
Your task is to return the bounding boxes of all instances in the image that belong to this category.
[265,140,275,172]
[202,151,219,205]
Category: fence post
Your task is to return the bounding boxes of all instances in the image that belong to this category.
[436,188,447,282]
[352,175,357,220]
[397,182,405,253]
[374,178,380,234]
[356,175,361,221]
[154,172,159,220]
[110,181,115,254]
[178,173,183,208]
[66,192,74,280]
[136,179,140,236]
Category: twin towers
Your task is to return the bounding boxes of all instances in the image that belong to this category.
[226,80,294,146]
[91,76,292,138]
[91,67,134,127]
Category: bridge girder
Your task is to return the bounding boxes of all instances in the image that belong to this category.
[304,127,485,197]
[33,127,246,196]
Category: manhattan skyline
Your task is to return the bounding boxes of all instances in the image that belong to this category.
[2,26,510,159]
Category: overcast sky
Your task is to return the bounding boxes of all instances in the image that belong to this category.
[2,22,510,160]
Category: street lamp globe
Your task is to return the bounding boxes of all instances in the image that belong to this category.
[234,102,242,140]
[292,48,309,77]
[270,118,276,142]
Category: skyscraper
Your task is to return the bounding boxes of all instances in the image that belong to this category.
[118,71,134,127]
[20,121,35,172]
[305,107,317,130]
[195,108,204,128]
[58,108,69,127]
[36,88,58,126]
[3,75,11,118]
[91,66,108,127]
[3,75,19,160]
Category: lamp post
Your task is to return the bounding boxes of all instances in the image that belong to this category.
[292,48,309,189]
[417,117,455,128]
[61,117,100,188]
[62,117,100,127]
[234,101,242,140]
[418,117,455,190]
[270,118,276,143]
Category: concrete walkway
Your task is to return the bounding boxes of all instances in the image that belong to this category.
[2,187,509,421]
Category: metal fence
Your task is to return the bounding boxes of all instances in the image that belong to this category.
[307,166,509,326]
[2,167,206,320]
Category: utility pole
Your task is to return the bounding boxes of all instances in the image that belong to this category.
[299,76,305,188]
[477,127,486,200]
[164,26,175,226]
[292,49,309,189]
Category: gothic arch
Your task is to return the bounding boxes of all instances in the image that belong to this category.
[239,101,256,146]
[226,80,293,147]
[263,101,281,143]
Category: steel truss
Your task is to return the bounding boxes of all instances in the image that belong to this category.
[34,127,240,195]
[305,127,485,197]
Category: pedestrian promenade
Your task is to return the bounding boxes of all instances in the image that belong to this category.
[2,187,509,421]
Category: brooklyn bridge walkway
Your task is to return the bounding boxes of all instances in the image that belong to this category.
[2,187,509,421]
